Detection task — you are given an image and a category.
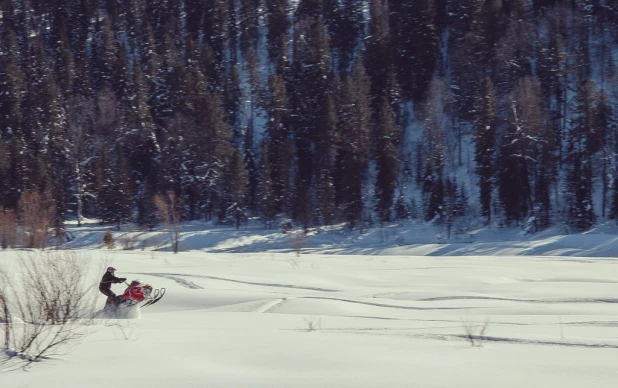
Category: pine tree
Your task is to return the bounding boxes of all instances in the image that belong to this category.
[565,79,597,230]
[443,178,458,237]
[239,0,260,53]
[289,17,333,228]
[224,149,248,229]
[46,78,71,232]
[266,0,289,72]
[315,94,338,225]
[593,90,611,218]
[96,147,132,229]
[498,77,545,225]
[128,63,162,227]
[474,77,497,223]
[424,168,444,223]
[409,197,421,220]
[394,194,410,220]
[374,97,401,223]
[185,0,206,41]
[498,125,531,225]
[365,0,392,106]
[446,0,490,123]
[421,79,448,222]
[391,0,438,101]
[258,140,277,228]
[266,74,293,216]
[243,49,261,215]
[0,28,24,131]
[203,0,230,78]
[196,89,235,221]
[225,65,243,145]
[336,0,363,72]
[98,17,117,91]
[335,59,371,227]
[456,184,469,217]
[0,29,24,206]
[610,179,618,221]
[537,30,567,167]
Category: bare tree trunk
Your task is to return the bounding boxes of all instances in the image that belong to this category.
[75,161,83,228]
[602,151,608,218]
[154,192,183,254]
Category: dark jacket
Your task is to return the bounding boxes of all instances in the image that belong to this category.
[99,271,124,292]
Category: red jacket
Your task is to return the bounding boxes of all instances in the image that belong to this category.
[124,285,145,302]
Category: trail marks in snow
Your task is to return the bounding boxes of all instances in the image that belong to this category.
[152,274,203,289]
[141,272,339,292]
[254,298,288,313]
[418,296,618,304]
[130,255,618,360]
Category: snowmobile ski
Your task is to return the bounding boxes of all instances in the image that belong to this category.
[142,288,166,307]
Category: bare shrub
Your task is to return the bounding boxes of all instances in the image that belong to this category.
[303,316,322,332]
[154,191,182,254]
[0,251,98,365]
[462,316,491,347]
[118,233,137,250]
[140,234,152,251]
[289,257,300,270]
[102,230,115,249]
[0,207,18,249]
[18,191,55,249]
[289,230,308,257]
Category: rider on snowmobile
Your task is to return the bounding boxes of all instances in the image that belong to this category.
[99,267,126,304]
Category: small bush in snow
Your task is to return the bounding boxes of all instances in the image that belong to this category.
[303,316,322,332]
[102,230,115,249]
[289,230,307,257]
[0,251,98,366]
[462,316,491,347]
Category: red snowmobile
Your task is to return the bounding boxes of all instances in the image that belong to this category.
[105,280,166,310]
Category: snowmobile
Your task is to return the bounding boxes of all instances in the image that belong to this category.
[104,280,166,311]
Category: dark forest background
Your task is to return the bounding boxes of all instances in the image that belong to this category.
[1,0,618,235]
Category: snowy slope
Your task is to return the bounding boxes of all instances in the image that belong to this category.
[62,218,618,258]
[2,249,618,388]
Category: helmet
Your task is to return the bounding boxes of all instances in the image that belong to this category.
[107,267,116,274]
[130,279,142,286]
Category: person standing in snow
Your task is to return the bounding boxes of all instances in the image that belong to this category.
[99,267,126,306]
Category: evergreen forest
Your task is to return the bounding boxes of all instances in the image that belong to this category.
[1,0,618,235]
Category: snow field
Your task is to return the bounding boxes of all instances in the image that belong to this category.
[2,250,617,387]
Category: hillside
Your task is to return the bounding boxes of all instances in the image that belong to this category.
[1,1,618,242]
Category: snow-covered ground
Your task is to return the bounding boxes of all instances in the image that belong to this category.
[64,218,618,258]
[2,222,618,387]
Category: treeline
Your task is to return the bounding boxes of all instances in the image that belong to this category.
[1,0,618,234]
